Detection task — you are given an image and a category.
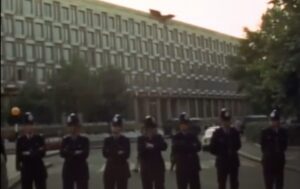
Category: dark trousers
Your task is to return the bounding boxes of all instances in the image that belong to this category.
[63,178,88,189]
[141,171,165,189]
[217,166,239,189]
[176,170,201,189]
[21,176,46,189]
[104,175,128,189]
[263,166,284,189]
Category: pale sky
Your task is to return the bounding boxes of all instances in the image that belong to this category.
[101,0,270,37]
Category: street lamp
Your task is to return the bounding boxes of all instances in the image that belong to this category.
[10,106,21,135]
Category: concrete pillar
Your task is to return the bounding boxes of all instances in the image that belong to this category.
[133,98,139,122]
[166,98,172,119]
[195,98,199,117]
[145,98,150,115]
[211,99,214,118]
[203,99,207,118]
[156,98,162,125]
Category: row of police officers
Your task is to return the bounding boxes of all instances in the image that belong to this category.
[12,108,287,189]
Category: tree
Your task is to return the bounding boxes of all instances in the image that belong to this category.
[50,57,129,123]
[12,81,54,124]
[229,0,300,120]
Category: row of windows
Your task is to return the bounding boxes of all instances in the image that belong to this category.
[1,40,229,77]
[1,0,238,54]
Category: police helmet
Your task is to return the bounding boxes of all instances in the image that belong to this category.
[112,114,123,127]
[220,108,231,121]
[179,112,190,124]
[144,115,157,128]
[270,109,280,121]
[67,113,80,127]
[23,112,34,125]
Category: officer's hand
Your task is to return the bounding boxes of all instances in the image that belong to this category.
[146,143,154,149]
[22,151,31,156]
[118,150,124,155]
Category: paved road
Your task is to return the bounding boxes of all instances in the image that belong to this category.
[12,141,300,189]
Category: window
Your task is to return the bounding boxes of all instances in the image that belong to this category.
[71,29,78,43]
[35,0,43,17]
[26,44,34,60]
[130,39,136,51]
[109,17,115,30]
[87,32,94,45]
[5,42,14,59]
[71,6,77,24]
[128,19,134,34]
[102,34,109,47]
[135,23,140,35]
[109,33,116,49]
[4,0,14,11]
[54,46,62,61]
[24,0,34,15]
[54,26,62,41]
[5,16,13,35]
[116,15,121,32]
[116,37,122,49]
[45,22,52,40]
[45,46,53,62]
[63,48,70,62]
[37,68,45,83]
[15,0,23,15]
[53,2,60,21]
[16,42,24,59]
[79,29,86,45]
[63,26,70,42]
[44,3,52,18]
[26,19,34,38]
[102,12,108,29]
[94,13,101,27]
[87,9,93,26]
[62,7,69,21]
[147,25,152,37]
[35,23,43,39]
[122,20,128,32]
[15,20,24,36]
[36,44,43,61]
[17,68,25,81]
[78,10,85,24]
[95,52,102,67]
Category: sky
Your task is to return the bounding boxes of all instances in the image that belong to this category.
[101,0,270,38]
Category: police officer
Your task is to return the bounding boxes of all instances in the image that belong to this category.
[60,113,90,189]
[102,114,130,189]
[1,136,8,189]
[16,112,47,189]
[210,108,241,189]
[171,112,202,189]
[260,109,288,189]
[138,115,167,189]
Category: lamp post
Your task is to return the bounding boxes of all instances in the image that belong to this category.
[10,106,21,136]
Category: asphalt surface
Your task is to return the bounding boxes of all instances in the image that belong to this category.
[12,141,300,189]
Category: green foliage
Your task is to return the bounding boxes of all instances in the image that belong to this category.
[229,0,300,119]
[12,81,54,124]
[50,57,129,122]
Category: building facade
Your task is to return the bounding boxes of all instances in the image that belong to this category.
[1,0,248,124]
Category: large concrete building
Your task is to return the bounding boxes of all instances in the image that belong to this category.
[1,0,247,124]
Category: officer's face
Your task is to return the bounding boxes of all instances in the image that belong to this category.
[221,119,231,127]
[271,120,280,128]
[70,126,81,135]
[23,124,34,134]
[111,125,122,135]
[179,123,189,133]
[145,127,156,137]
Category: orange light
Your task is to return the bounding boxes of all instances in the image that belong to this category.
[11,106,21,117]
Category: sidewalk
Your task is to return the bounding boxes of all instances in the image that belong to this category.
[239,140,300,173]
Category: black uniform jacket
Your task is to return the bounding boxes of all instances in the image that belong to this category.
[171,132,202,172]
[138,134,167,173]
[102,135,131,179]
[210,127,241,168]
[60,135,90,180]
[260,127,287,168]
[16,134,47,179]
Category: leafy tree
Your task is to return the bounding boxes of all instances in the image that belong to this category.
[12,81,54,124]
[229,0,300,120]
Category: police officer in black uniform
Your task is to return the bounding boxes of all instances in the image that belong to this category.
[102,114,131,189]
[260,108,288,189]
[138,115,167,189]
[60,113,90,189]
[16,112,47,189]
[210,108,241,189]
[171,112,202,189]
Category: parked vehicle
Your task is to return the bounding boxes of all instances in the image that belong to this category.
[201,126,220,151]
